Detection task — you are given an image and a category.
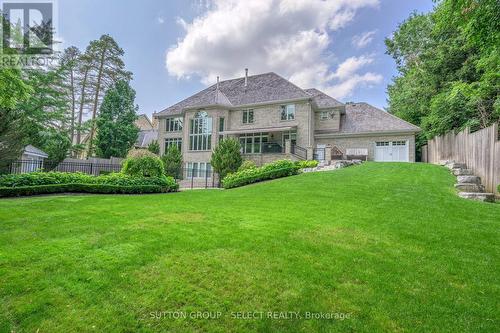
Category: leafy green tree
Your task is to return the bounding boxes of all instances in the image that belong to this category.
[161,145,182,179]
[148,140,160,155]
[94,80,139,158]
[0,65,32,168]
[386,0,500,153]
[210,138,242,180]
[85,35,132,155]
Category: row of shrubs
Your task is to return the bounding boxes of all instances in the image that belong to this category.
[0,183,172,197]
[222,160,302,189]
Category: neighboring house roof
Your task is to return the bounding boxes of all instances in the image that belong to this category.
[335,103,421,135]
[135,114,154,131]
[304,88,344,109]
[157,72,311,116]
[135,130,158,148]
[23,145,48,158]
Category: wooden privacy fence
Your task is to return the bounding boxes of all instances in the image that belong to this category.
[421,123,500,195]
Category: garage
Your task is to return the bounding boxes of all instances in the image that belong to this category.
[375,141,409,162]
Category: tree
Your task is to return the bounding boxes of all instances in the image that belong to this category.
[148,140,160,155]
[59,46,81,144]
[0,65,32,168]
[210,138,242,180]
[94,80,139,158]
[386,0,500,152]
[161,145,182,179]
[85,35,132,156]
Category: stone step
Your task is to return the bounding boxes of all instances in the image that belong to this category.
[458,192,496,203]
[455,183,485,192]
[446,162,466,170]
[452,168,474,176]
[457,175,481,185]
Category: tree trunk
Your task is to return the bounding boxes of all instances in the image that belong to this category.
[87,48,106,156]
[76,67,89,145]
[70,68,76,144]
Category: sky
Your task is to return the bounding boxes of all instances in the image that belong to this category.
[58,0,435,117]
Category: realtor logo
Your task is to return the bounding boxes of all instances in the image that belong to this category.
[1,0,55,54]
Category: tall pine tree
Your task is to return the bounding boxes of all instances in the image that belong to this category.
[94,80,139,158]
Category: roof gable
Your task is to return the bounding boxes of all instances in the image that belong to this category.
[304,88,344,109]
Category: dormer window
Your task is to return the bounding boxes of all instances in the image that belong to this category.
[280,104,295,121]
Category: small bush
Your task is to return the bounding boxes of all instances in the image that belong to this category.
[211,138,242,180]
[122,155,164,177]
[238,160,257,172]
[162,145,183,179]
[126,149,157,159]
[295,160,319,169]
[223,159,300,189]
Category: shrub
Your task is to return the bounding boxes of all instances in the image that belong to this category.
[295,160,319,169]
[223,159,300,189]
[238,160,257,172]
[122,155,164,177]
[0,172,93,187]
[162,145,183,179]
[0,171,179,194]
[148,140,160,155]
[0,183,175,197]
[126,149,157,159]
[211,138,242,180]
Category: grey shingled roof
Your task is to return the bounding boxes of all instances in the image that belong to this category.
[337,103,420,134]
[157,72,310,116]
[24,145,48,157]
[304,88,344,108]
[135,130,158,148]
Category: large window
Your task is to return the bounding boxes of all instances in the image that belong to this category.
[218,117,225,142]
[166,117,183,132]
[165,138,182,153]
[280,104,295,121]
[189,112,213,151]
[239,133,268,154]
[242,109,254,124]
[186,162,212,178]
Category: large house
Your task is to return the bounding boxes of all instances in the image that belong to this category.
[154,71,420,174]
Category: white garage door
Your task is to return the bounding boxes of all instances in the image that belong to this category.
[375,141,409,162]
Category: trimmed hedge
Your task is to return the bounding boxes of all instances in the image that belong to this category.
[0,171,179,197]
[0,183,175,198]
[223,160,300,189]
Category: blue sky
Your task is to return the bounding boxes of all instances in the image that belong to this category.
[58,0,435,117]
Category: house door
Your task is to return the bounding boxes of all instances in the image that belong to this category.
[374,141,409,162]
[315,144,326,161]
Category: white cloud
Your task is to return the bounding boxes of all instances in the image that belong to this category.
[166,0,382,99]
[157,16,165,24]
[352,30,377,48]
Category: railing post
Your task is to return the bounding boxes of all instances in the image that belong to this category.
[285,140,291,155]
[306,147,313,161]
[191,168,194,189]
[205,168,208,189]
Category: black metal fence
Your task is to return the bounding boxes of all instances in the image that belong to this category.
[291,144,307,160]
[5,160,122,175]
[177,167,220,189]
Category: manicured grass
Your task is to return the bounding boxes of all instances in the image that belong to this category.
[0,163,498,332]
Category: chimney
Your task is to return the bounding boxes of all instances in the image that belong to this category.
[244,68,248,87]
[216,76,220,90]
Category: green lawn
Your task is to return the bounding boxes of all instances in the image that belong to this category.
[0,163,498,333]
